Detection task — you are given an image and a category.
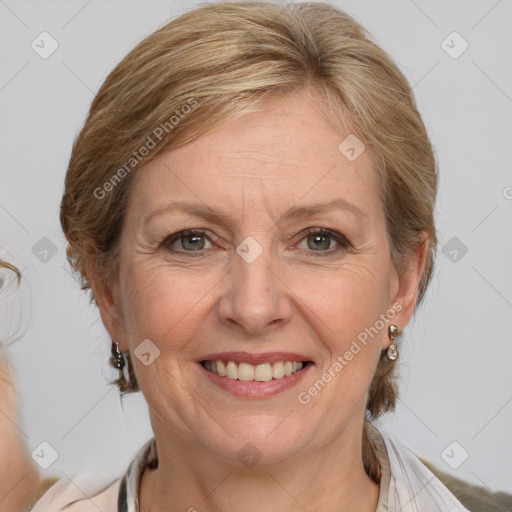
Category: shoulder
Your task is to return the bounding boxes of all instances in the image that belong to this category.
[28,474,121,512]
[370,424,471,511]
[419,458,512,512]
[29,437,156,512]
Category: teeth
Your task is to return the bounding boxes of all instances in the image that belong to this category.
[203,359,307,381]
[238,362,255,381]
[254,363,273,382]
[272,361,285,379]
[226,361,238,379]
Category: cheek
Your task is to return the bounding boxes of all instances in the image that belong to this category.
[296,274,389,415]
[300,258,391,337]
[119,258,218,353]
[295,261,392,410]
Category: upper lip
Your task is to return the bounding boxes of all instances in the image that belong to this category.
[198,351,312,365]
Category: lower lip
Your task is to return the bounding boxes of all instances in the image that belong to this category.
[198,362,313,398]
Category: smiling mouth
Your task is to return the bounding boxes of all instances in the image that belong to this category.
[200,360,312,381]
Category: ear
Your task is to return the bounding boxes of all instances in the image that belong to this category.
[388,235,429,335]
[86,257,128,352]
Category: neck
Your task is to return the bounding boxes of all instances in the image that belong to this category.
[140,418,380,512]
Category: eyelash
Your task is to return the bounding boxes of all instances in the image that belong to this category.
[160,228,352,258]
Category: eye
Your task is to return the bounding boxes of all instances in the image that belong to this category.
[161,229,213,254]
[296,228,351,255]
[160,227,351,257]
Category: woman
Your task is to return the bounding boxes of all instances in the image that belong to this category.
[0,261,41,511]
[0,351,41,512]
[30,2,477,510]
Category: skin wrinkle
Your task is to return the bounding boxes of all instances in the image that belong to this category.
[222,151,305,167]
[93,92,426,512]
[140,191,370,252]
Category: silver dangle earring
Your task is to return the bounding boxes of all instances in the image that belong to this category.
[386,325,400,361]
[111,339,125,370]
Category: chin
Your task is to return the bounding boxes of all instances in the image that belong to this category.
[201,415,314,467]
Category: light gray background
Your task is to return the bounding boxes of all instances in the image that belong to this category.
[1,0,511,496]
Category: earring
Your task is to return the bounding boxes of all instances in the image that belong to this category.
[386,325,400,361]
[111,339,125,370]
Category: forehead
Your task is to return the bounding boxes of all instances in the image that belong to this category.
[129,92,380,220]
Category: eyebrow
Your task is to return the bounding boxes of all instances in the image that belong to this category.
[143,197,366,228]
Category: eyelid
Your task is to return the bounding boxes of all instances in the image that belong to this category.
[294,227,352,253]
[161,227,351,256]
[160,229,212,251]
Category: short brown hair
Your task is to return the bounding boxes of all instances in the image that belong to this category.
[60,1,437,481]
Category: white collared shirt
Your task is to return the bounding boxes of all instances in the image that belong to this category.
[30,423,470,511]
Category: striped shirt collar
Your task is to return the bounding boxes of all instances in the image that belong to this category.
[118,437,158,512]
[117,424,469,512]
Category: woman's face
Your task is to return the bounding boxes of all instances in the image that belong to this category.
[99,91,423,465]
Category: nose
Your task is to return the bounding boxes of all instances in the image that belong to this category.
[217,240,293,336]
